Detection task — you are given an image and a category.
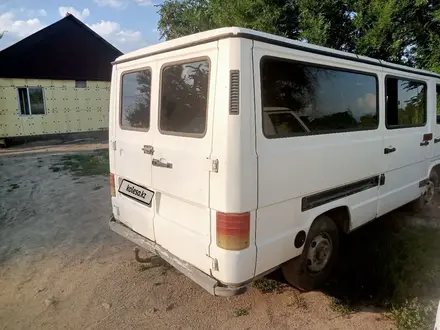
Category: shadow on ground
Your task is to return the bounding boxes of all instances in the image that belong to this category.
[323,213,402,306]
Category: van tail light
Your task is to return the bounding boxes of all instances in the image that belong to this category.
[423,133,433,141]
[216,212,250,251]
[110,173,116,197]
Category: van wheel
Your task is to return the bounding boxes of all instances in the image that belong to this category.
[282,215,339,291]
[409,171,438,211]
[424,171,438,204]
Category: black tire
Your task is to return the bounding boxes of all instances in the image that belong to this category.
[282,215,339,291]
[430,170,439,193]
[408,170,438,212]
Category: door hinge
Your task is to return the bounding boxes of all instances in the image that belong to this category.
[380,174,385,186]
[211,159,219,173]
[212,258,219,271]
[142,145,154,155]
[111,141,116,150]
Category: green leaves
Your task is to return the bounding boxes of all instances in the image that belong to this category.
[156,0,211,40]
[157,0,440,73]
[157,0,299,40]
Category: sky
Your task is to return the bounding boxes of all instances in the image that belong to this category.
[0,0,163,53]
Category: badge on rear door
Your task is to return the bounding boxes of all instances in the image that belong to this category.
[119,179,154,206]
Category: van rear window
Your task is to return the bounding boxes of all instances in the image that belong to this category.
[261,57,378,138]
[159,59,210,136]
[120,69,151,131]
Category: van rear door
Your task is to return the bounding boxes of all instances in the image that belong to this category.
[112,61,156,241]
[150,43,218,274]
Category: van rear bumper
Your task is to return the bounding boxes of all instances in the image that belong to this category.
[109,216,249,296]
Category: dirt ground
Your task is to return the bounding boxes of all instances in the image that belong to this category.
[0,143,418,330]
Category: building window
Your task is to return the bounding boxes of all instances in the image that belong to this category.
[261,57,378,138]
[120,69,151,130]
[159,58,210,137]
[17,87,45,115]
[386,77,426,128]
[75,80,87,88]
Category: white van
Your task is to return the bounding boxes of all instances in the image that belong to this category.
[109,27,440,296]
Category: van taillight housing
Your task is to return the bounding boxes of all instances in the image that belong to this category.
[216,212,250,251]
[110,173,116,197]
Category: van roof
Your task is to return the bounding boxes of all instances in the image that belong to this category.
[114,27,440,79]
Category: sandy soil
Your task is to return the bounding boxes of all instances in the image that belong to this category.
[0,145,395,330]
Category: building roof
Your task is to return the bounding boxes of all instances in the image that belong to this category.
[0,14,123,81]
[115,27,440,79]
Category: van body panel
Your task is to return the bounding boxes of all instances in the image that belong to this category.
[111,42,218,275]
[254,186,378,275]
[252,42,383,275]
[154,197,212,273]
[209,38,258,214]
[150,42,218,274]
[208,38,258,283]
[112,60,157,241]
[209,210,257,284]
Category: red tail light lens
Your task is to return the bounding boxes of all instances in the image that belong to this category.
[110,173,116,197]
[216,212,250,251]
[423,133,433,141]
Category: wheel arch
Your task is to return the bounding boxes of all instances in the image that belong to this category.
[304,204,351,238]
[429,161,440,183]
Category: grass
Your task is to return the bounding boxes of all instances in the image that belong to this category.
[287,292,308,310]
[392,298,437,330]
[253,277,284,293]
[322,215,440,329]
[233,308,249,317]
[329,297,357,316]
[51,149,109,177]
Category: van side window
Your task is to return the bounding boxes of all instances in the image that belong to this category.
[437,85,440,124]
[120,69,151,130]
[386,77,426,128]
[260,57,378,138]
[159,59,210,136]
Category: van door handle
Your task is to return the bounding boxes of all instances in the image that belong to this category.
[420,141,429,146]
[152,158,173,169]
[384,147,396,154]
[434,138,440,143]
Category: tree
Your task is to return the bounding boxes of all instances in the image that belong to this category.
[297,0,355,51]
[157,0,440,73]
[157,0,212,40]
[349,0,440,69]
[157,0,300,41]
